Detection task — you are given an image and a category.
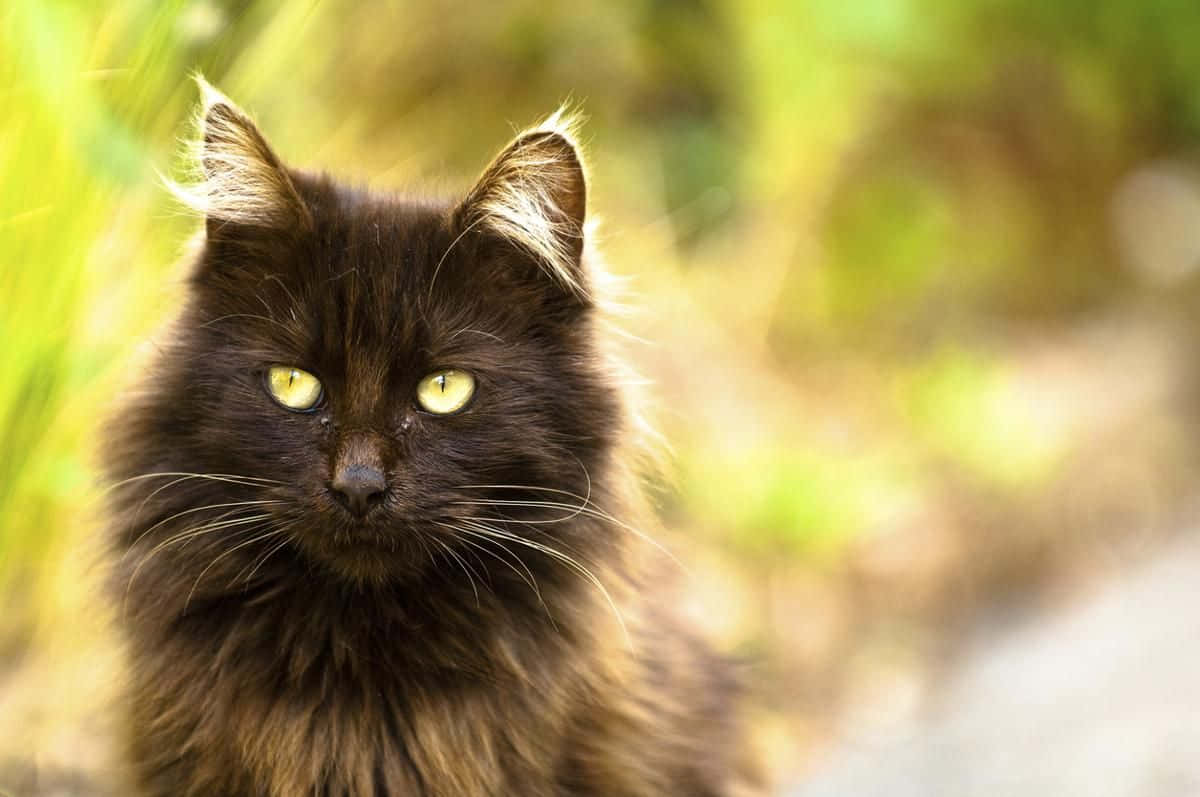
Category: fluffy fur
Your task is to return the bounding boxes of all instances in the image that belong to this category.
[105,79,760,796]
[167,77,312,229]
[455,108,590,300]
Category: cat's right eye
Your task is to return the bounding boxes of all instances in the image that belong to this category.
[265,366,323,411]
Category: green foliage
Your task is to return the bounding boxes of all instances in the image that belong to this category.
[896,346,1065,488]
[825,160,956,325]
[681,445,914,561]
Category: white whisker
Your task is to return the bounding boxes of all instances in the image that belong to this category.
[428,535,482,608]
[452,517,629,649]
[122,499,285,560]
[124,513,273,616]
[105,470,282,493]
[236,529,294,585]
[452,494,686,574]
[184,526,288,613]
[434,522,557,629]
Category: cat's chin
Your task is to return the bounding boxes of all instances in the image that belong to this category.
[295,529,428,587]
[321,550,416,587]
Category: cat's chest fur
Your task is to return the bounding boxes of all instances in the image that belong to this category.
[127,584,589,796]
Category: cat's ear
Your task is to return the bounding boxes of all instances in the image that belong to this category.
[455,109,589,301]
[171,76,311,234]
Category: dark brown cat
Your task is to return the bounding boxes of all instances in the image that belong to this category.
[104,79,759,796]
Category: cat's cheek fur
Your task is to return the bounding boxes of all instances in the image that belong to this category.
[106,80,764,796]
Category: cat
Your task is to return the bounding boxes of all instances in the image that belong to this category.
[104,78,761,796]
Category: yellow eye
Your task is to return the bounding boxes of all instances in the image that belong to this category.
[265,366,323,411]
[416,369,476,415]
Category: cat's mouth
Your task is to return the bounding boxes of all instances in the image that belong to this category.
[289,510,432,584]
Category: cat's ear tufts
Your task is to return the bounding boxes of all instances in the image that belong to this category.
[168,75,311,233]
[455,108,589,301]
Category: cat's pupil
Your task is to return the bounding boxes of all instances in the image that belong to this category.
[436,375,446,392]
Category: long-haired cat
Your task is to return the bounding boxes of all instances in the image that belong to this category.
[104,78,759,796]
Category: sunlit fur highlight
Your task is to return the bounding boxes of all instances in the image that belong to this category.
[165,75,311,229]
[457,107,590,300]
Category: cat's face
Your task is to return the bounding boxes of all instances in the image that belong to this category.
[120,83,619,586]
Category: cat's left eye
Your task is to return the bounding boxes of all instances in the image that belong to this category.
[265,366,323,411]
[416,369,476,415]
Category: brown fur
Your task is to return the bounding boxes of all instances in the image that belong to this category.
[105,81,760,796]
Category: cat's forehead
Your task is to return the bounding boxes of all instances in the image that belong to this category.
[262,190,492,354]
[286,192,470,319]
[196,175,571,365]
[310,190,452,282]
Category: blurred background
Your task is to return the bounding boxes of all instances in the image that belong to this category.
[5,0,1200,793]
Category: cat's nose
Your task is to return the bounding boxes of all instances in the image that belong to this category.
[330,464,387,516]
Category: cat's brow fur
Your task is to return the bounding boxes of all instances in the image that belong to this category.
[106,79,761,796]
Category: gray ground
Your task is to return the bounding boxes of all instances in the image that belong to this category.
[790,531,1200,797]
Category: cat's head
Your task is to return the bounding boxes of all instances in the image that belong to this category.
[114,80,625,588]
